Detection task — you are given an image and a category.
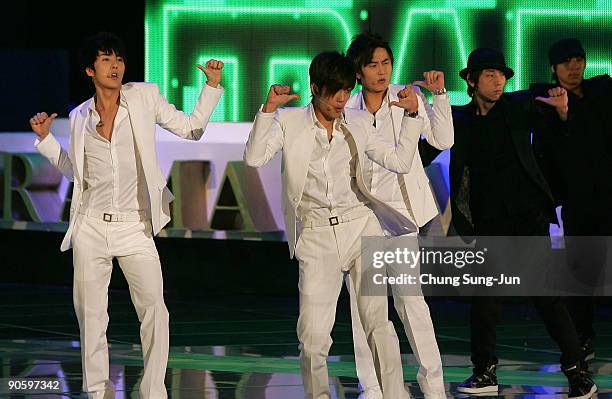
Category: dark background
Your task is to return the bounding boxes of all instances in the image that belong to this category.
[1,2,145,131]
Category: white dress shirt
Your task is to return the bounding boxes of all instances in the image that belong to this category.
[298,105,369,220]
[358,91,412,213]
[81,95,150,215]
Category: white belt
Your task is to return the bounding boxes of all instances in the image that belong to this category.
[79,208,148,222]
[299,208,374,228]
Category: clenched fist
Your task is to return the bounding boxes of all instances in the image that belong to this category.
[536,87,568,121]
[29,112,57,140]
[196,59,224,88]
[262,85,300,113]
[390,85,418,113]
[413,70,445,93]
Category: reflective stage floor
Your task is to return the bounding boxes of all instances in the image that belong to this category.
[1,284,610,398]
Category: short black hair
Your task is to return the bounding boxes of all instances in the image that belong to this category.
[466,70,483,97]
[346,31,394,84]
[79,32,126,74]
[309,51,355,97]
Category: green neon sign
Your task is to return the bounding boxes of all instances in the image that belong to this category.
[513,9,612,90]
[145,1,612,115]
[180,55,239,121]
[146,2,354,120]
[268,58,311,107]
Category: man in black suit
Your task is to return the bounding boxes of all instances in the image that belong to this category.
[420,48,596,399]
[532,38,612,364]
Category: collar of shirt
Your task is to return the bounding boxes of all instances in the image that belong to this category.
[307,102,347,133]
[358,88,391,115]
[471,101,504,122]
[88,91,128,114]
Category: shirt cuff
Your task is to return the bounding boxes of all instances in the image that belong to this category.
[203,82,224,93]
[402,114,424,124]
[257,105,277,117]
[34,132,53,149]
[432,92,450,103]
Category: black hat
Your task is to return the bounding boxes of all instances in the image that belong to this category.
[548,38,586,65]
[459,48,514,81]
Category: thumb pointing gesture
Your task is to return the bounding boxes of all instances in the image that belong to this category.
[197,59,224,88]
[29,112,57,140]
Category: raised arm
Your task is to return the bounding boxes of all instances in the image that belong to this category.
[30,112,74,180]
[155,59,224,140]
[412,70,454,150]
[365,85,422,173]
[244,85,299,167]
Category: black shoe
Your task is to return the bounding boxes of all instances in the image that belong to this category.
[581,338,595,362]
[563,363,597,399]
[457,364,498,394]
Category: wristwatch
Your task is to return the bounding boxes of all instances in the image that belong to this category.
[405,110,419,118]
[432,88,447,95]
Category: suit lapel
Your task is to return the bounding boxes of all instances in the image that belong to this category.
[509,127,555,202]
[122,87,159,187]
[288,107,316,211]
[449,105,472,198]
[73,98,93,184]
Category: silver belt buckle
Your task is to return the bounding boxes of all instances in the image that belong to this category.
[329,216,339,226]
[103,213,113,222]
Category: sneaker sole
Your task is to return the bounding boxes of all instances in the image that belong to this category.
[570,384,597,399]
[457,385,499,394]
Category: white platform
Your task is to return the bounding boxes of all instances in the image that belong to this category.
[0,120,285,230]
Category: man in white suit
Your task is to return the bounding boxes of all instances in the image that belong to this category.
[344,32,454,399]
[29,32,223,399]
[244,51,425,399]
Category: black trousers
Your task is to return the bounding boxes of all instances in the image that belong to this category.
[562,208,612,341]
[469,210,582,372]
[470,296,582,371]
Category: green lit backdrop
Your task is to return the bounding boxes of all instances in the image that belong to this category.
[145,0,612,122]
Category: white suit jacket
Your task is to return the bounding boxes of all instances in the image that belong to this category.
[345,84,454,227]
[36,82,223,251]
[244,104,424,258]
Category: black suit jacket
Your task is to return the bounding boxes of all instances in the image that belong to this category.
[530,75,612,226]
[420,92,557,238]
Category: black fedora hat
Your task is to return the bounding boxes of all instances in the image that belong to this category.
[459,48,514,80]
[548,38,586,65]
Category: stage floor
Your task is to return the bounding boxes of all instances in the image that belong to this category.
[1,284,610,398]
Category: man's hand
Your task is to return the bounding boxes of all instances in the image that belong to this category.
[29,112,57,140]
[413,70,445,93]
[390,85,418,113]
[536,87,568,121]
[197,59,224,88]
[262,85,300,113]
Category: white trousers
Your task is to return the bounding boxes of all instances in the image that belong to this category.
[71,214,169,399]
[295,213,407,399]
[347,232,445,399]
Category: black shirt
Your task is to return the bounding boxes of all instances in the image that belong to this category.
[467,100,549,227]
